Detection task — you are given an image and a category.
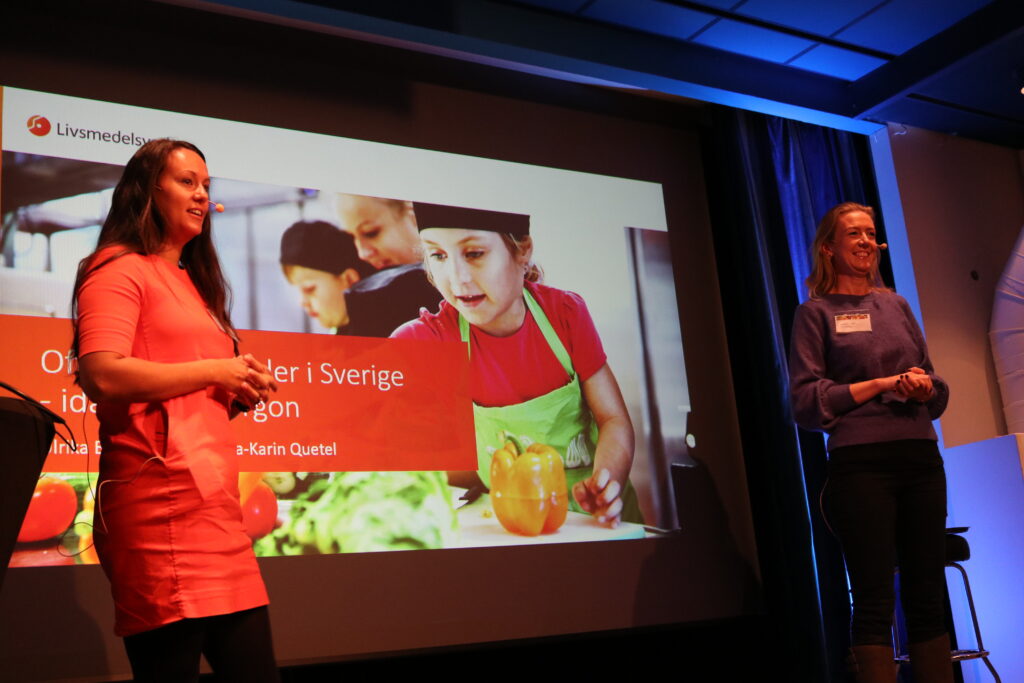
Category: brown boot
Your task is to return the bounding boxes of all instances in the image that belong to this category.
[850,644,897,683]
[908,634,954,683]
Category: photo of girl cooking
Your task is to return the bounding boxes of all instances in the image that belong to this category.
[392,202,642,529]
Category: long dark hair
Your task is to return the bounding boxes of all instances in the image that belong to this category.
[71,139,236,369]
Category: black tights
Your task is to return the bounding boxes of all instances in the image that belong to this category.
[123,606,280,683]
[824,439,948,646]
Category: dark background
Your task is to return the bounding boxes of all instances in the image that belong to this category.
[0,0,817,680]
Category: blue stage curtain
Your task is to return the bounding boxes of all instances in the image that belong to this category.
[764,117,888,304]
[703,107,887,682]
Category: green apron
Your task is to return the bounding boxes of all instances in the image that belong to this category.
[461,289,641,521]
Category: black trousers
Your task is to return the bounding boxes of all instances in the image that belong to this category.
[123,606,280,683]
[824,439,948,647]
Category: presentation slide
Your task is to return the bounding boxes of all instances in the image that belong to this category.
[2,85,692,565]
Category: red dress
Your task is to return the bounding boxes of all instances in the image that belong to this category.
[77,248,268,637]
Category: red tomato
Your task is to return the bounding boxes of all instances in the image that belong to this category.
[17,477,78,543]
[241,481,278,540]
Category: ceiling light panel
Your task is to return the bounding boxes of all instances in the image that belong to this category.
[735,0,884,37]
[584,0,716,40]
[693,17,815,62]
[835,0,995,55]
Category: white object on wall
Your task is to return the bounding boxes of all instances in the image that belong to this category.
[989,224,1024,433]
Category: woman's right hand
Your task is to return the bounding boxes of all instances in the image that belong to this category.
[849,374,903,404]
[850,369,933,405]
[78,352,276,405]
[212,354,278,409]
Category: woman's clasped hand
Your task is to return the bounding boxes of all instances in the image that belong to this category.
[893,366,934,402]
[218,353,278,410]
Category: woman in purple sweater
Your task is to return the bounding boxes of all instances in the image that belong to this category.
[788,202,951,683]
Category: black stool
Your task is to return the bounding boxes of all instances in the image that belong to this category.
[893,527,1001,682]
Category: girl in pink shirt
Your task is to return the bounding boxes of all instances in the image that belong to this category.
[393,202,640,526]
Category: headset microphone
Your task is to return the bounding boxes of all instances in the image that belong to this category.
[878,243,888,250]
[209,201,225,213]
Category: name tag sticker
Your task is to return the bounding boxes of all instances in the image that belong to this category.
[835,312,872,334]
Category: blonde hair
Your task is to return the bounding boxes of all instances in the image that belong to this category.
[806,202,885,298]
[501,234,543,283]
[336,194,411,226]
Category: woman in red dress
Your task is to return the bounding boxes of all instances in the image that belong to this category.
[72,139,280,682]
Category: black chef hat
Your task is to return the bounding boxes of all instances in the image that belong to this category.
[413,202,529,235]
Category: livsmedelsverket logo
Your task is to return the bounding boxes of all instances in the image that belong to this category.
[27,115,51,136]
[23,113,151,146]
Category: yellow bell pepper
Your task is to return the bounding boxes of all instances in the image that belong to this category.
[490,433,568,536]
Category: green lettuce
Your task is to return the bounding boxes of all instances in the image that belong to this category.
[254,471,457,556]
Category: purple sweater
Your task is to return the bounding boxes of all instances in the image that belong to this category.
[788,291,948,451]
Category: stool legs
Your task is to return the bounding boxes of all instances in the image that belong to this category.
[947,562,1001,682]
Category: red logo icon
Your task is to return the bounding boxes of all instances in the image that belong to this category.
[27,115,51,137]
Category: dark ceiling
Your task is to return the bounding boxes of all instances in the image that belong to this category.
[179,0,1024,147]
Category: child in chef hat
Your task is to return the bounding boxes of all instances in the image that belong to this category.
[392,202,641,527]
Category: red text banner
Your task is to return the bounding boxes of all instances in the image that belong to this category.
[0,314,475,472]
